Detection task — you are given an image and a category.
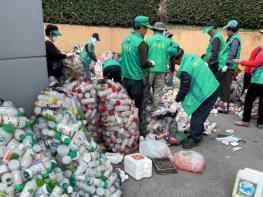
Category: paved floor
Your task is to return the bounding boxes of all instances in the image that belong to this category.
[122,113,263,197]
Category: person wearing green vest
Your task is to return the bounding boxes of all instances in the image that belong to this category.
[233,43,263,128]
[202,23,225,75]
[102,54,122,83]
[121,16,154,120]
[218,20,241,113]
[80,33,100,80]
[167,46,219,149]
[144,22,178,111]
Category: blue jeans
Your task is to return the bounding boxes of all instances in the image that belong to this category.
[81,60,91,80]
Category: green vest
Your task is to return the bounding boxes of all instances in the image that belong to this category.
[121,31,144,80]
[251,64,263,85]
[102,59,121,69]
[203,31,225,64]
[176,53,219,115]
[219,32,241,69]
[147,33,172,72]
[80,39,94,64]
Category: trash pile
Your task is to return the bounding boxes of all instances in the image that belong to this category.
[233,72,259,119]
[62,45,85,80]
[144,88,217,146]
[216,135,243,152]
[32,89,122,196]
[96,80,140,154]
[62,77,102,141]
[90,51,115,79]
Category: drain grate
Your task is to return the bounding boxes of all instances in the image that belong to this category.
[153,158,177,174]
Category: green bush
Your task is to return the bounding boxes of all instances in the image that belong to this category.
[166,0,263,29]
[43,0,159,27]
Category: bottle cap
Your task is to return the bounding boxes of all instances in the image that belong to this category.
[25,120,32,128]
[8,160,20,170]
[16,110,23,116]
[63,137,71,145]
[15,183,24,191]
[18,134,26,141]
[54,132,62,140]
[68,150,77,159]
[62,156,71,165]
[2,124,14,134]
[83,153,91,163]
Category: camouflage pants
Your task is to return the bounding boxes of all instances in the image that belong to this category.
[144,72,166,111]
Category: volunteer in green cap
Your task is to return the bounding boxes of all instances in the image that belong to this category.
[80,33,101,80]
[45,24,73,79]
[218,19,241,113]
[144,22,179,111]
[167,46,219,149]
[202,23,225,75]
[121,15,155,120]
[102,53,122,83]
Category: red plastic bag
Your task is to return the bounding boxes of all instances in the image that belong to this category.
[170,151,205,173]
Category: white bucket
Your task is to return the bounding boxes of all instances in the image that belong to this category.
[232,168,263,197]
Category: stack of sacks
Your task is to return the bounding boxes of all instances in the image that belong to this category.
[96,80,140,154]
[90,51,114,79]
[62,45,85,80]
[62,77,102,141]
[33,90,122,197]
[0,100,68,196]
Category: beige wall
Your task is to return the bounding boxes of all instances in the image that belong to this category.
[49,24,263,59]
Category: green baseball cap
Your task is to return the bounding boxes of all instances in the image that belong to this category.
[51,29,62,36]
[134,16,153,29]
[203,25,215,33]
[167,44,180,59]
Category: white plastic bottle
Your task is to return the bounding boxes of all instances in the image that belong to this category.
[21,148,34,169]
[0,124,14,145]
[1,115,31,128]
[12,170,24,192]
[19,180,38,197]
[0,107,23,116]
[49,185,63,197]
[14,129,26,141]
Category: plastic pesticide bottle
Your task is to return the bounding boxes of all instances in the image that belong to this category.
[20,180,38,197]
[81,98,96,105]
[98,88,113,98]
[42,109,63,123]
[21,148,34,169]
[96,187,105,196]
[0,162,9,175]
[70,131,85,150]
[57,145,70,158]
[12,170,24,192]
[1,116,31,128]
[0,124,14,145]
[14,129,26,141]
[46,90,65,101]
[88,159,103,168]
[8,159,20,171]
[115,105,131,112]
[60,178,73,194]
[38,95,57,104]
[0,107,23,116]
[76,182,96,195]
[1,172,13,185]
[49,185,63,197]
[23,162,45,180]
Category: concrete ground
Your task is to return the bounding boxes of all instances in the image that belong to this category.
[122,113,263,197]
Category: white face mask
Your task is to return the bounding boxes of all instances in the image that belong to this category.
[92,37,97,45]
[52,36,58,42]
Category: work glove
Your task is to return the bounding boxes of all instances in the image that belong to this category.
[66,53,74,58]
[150,60,156,67]
[221,66,228,73]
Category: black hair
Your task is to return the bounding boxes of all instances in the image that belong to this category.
[45,24,59,37]
[226,26,239,33]
[153,29,164,33]
[133,23,146,30]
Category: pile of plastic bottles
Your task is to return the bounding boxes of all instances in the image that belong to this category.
[62,45,85,81]
[233,72,259,119]
[97,80,140,153]
[90,51,114,79]
[32,89,122,196]
[62,77,102,141]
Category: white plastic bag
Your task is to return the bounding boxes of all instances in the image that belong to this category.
[139,137,172,159]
